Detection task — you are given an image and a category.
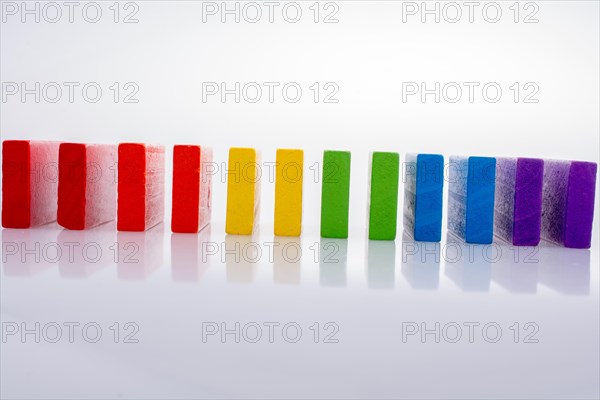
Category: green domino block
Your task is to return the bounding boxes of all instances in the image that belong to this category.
[368,152,399,240]
[320,150,351,238]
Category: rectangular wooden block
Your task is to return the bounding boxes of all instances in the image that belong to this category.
[541,160,597,248]
[226,147,260,235]
[171,145,213,233]
[448,156,496,244]
[494,157,544,246]
[465,156,496,243]
[368,152,399,240]
[403,153,444,242]
[58,143,117,230]
[117,143,165,231]
[274,149,303,236]
[2,140,60,228]
[320,150,351,238]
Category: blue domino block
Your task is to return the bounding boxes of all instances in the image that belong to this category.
[403,154,444,242]
[416,154,444,241]
[448,156,496,244]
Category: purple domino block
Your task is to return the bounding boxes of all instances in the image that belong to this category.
[494,158,544,246]
[514,158,544,245]
[541,160,597,249]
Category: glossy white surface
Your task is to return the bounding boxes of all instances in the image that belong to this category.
[1,222,599,399]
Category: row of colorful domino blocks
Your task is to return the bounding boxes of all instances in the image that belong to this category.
[1,141,597,249]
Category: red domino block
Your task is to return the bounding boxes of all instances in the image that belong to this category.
[118,143,165,231]
[171,145,213,233]
[2,140,60,228]
[57,143,117,230]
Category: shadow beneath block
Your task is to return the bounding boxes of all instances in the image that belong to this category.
[319,238,348,288]
[273,236,301,285]
[444,231,491,292]
[366,240,395,289]
[537,242,590,295]
[171,226,212,282]
[400,230,440,290]
[117,223,164,280]
[1,226,58,277]
[57,221,116,278]
[225,234,260,283]
[490,240,539,294]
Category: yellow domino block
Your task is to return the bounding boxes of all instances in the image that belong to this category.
[226,148,260,235]
[274,149,303,236]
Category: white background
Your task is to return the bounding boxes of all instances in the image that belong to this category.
[1,1,599,399]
